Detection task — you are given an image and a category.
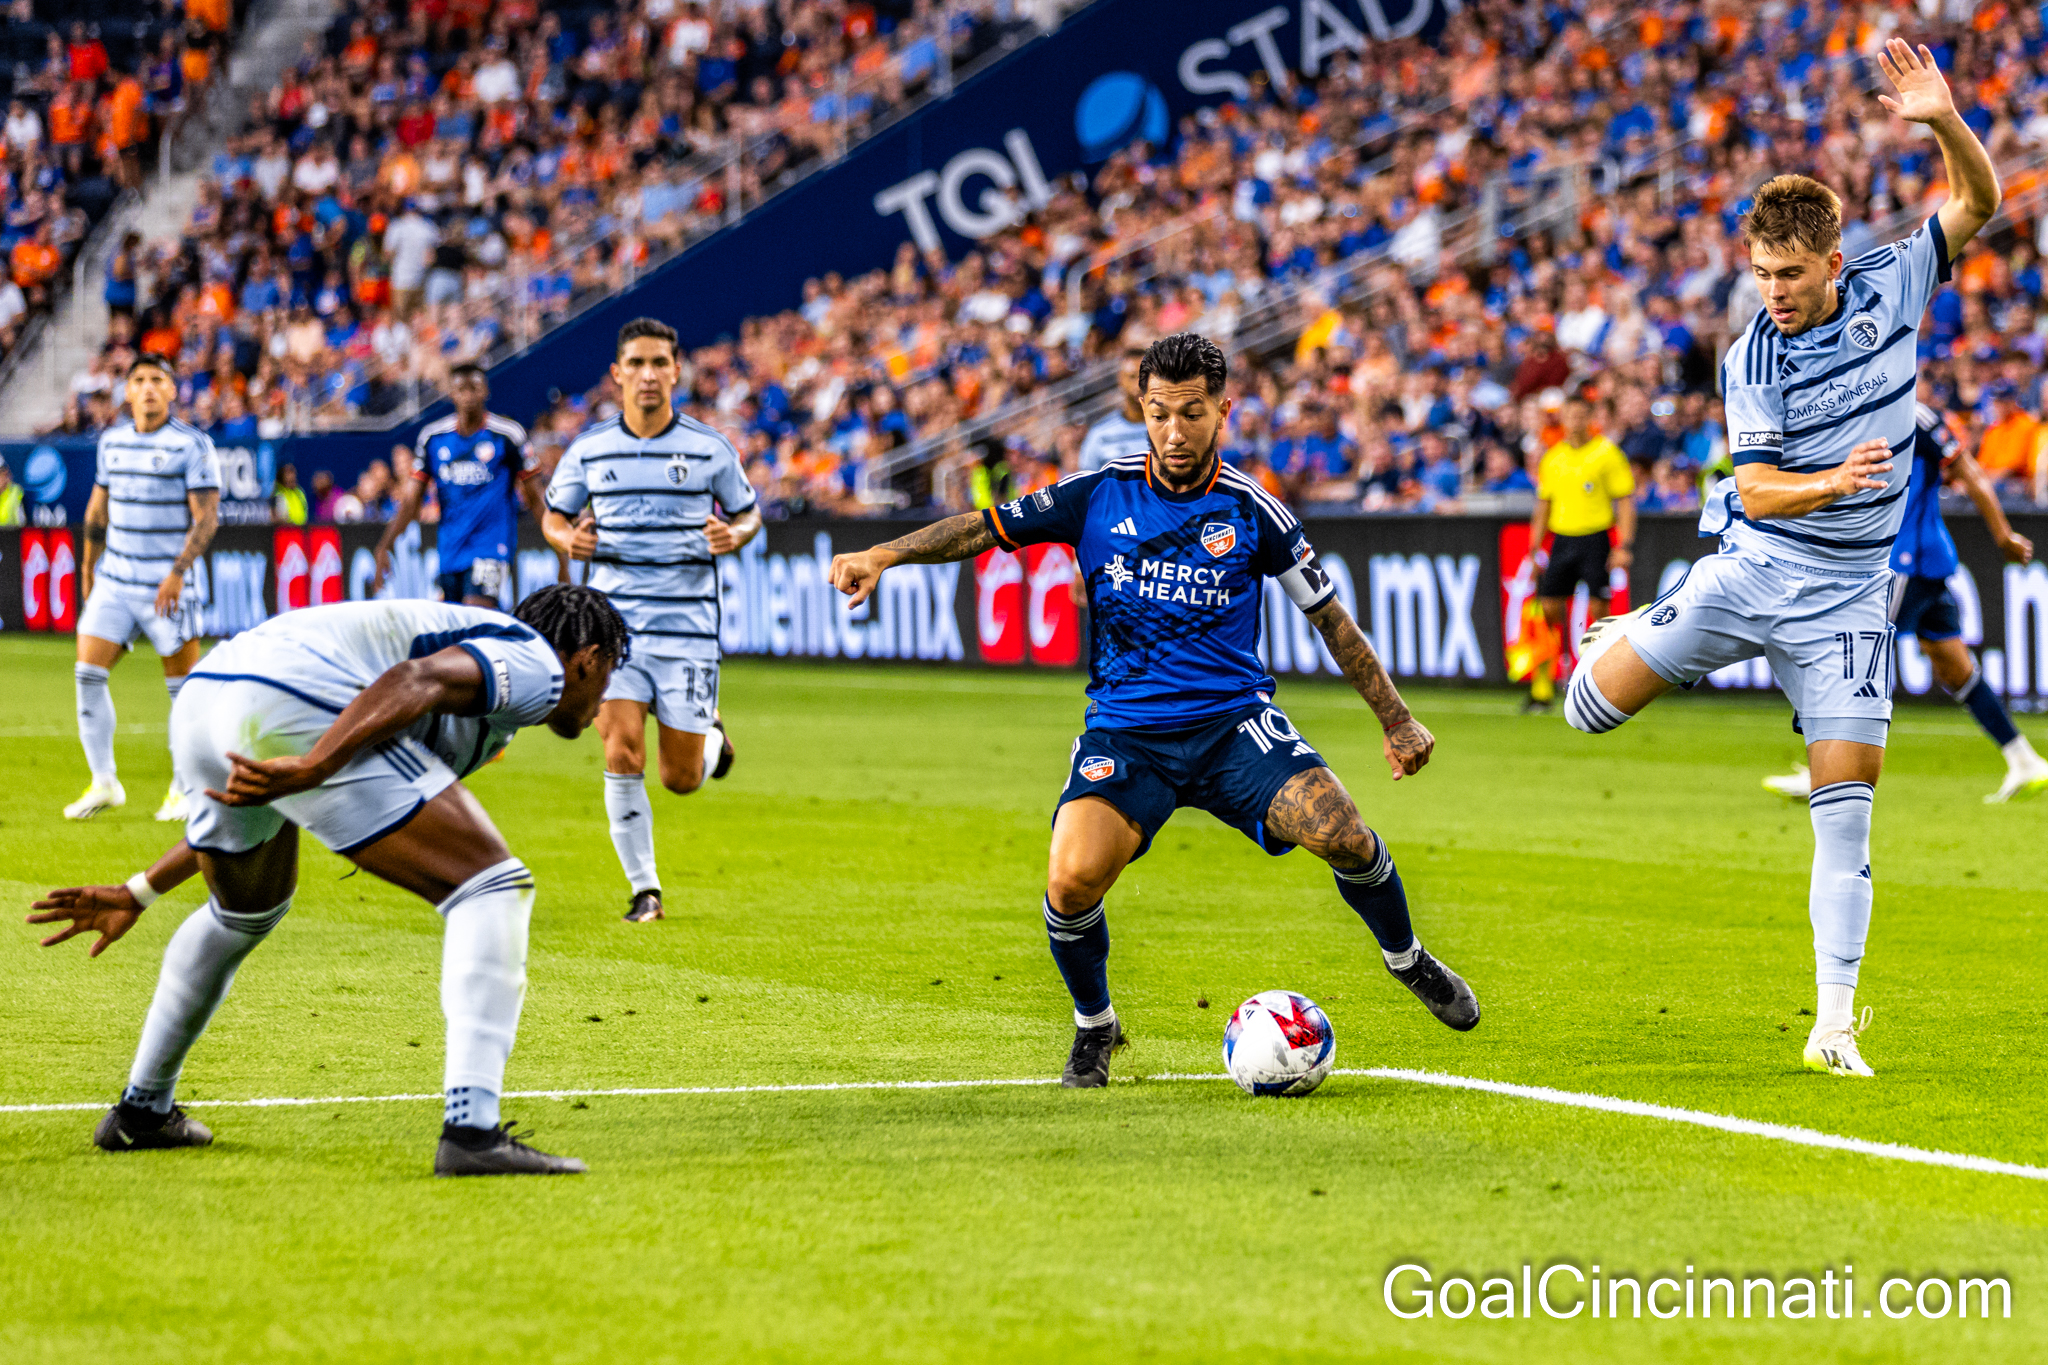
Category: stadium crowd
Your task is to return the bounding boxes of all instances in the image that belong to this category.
[1,0,237,373]
[34,0,1018,435]
[30,0,2048,528]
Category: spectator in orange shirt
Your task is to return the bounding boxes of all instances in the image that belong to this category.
[11,223,63,301]
[47,84,92,173]
[66,23,109,84]
[1976,384,2039,492]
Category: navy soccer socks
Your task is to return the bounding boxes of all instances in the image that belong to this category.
[1044,896,1114,1027]
[1333,834,1418,966]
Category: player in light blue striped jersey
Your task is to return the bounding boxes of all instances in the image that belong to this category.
[543,318,761,922]
[1567,41,2002,1080]
[70,355,221,823]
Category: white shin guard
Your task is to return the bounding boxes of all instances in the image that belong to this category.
[126,897,290,1100]
[603,772,660,894]
[1808,782,1874,988]
[439,859,536,1097]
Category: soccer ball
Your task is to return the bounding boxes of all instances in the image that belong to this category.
[1222,990,1335,1096]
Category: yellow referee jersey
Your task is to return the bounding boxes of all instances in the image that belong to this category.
[1537,436,1635,536]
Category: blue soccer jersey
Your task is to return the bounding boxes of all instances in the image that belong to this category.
[1890,401,1960,580]
[983,453,1335,728]
[414,413,530,574]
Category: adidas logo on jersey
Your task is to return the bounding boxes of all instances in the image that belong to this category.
[1110,517,1137,536]
[600,469,620,484]
[1853,682,1882,698]
[1290,742,1314,756]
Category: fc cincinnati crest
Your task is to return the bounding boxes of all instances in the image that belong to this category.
[1200,522,1236,557]
[1848,317,1881,350]
[1078,755,1114,782]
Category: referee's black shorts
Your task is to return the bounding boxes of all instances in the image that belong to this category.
[1537,531,1613,599]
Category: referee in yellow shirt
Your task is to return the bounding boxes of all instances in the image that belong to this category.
[1526,392,1635,712]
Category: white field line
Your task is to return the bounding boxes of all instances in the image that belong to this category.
[0,722,164,739]
[6,1067,2045,1183]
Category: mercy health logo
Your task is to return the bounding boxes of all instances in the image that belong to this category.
[1785,375,1888,425]
[1136,556,1231,606]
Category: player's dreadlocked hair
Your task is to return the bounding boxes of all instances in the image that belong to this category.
[1743,175,1843,259]
[514,585,632,665]
[1138,332,1228,397]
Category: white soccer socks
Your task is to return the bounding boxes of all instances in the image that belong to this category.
[1808,782,1873,1006]
[604,772,660,895]
[1564,666,1630,735]
[123,896,291,1112]
[75,662,117,778]
[439,859,535,1131]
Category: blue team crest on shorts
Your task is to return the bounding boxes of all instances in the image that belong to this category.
[1848,317,1881,350]
[1650,604,1679,626]
[1200,522,1236,557]
[1079,755,1114,782]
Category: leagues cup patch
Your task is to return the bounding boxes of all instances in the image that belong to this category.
[1200,522,1236,557]
[1848,317,1881,350]
[1078,756,1114,782]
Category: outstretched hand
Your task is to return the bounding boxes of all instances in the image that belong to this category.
[26,884,145,956]
[1876,39,1956,126]
[828,550,889,608]
[1383,718,1435,781]
[206,752,328,806]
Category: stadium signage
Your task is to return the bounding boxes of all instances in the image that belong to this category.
[8,514,2047,707]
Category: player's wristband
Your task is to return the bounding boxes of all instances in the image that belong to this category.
[125,872,161,909]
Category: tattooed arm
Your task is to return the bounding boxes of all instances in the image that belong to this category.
[828,511,997,607]
[1306,596,1435,780]
[158,488,221,619]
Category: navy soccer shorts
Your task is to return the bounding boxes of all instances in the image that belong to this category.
[1891,573,1962,642]
[437,557,511,605]
[1056,703,1329,859]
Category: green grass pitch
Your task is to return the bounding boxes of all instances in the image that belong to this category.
[2,634,2045,1362]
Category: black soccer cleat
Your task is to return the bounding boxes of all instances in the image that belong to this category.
[624,889,664,923]
[1388,948,1481,1032]
[93,1102,213,1151]
[707,719,734,780]
[1060,1020,1128,1088]
[434,1121,588,1177]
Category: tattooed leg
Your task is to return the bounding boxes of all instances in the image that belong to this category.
[1266,767,1414,957]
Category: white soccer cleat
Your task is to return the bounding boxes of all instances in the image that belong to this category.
[63,777,127,821]
[1985,756,2048,805]
[1804,1007,1875,1078]
[153,785,187,822]
[1763,763,1811,800]
[1575,605,1647,676]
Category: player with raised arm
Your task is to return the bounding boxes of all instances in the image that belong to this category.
[372,362,554,606]
[24,585,628,1176]
[68,355,221,823]
[830,333,1478,1089]
[1763,393,2046,803]
[541,318,761,924]
[1566,41,2001,1078]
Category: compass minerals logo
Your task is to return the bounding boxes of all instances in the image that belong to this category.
[1785,375,1888,425]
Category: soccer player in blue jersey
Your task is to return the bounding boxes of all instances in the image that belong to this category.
[69,356,221,823]
[830,333,1477,1088]
[371,363,550,607]
[1568,41,2001,1079]
[1764,394,2046,803]
[542,318,761,923]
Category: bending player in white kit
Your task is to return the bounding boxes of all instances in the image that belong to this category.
[542,318,760,923]
[1568,41,2000,1079]
[25,586,626,1176]
[68,355,221,822]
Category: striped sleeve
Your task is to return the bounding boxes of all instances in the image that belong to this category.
[1722,318,1785,467]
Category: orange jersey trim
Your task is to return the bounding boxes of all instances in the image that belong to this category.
[983,505,1017,549]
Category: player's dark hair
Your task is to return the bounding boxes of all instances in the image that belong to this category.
[1138,332,1227,398]
[1743,174,1842,259]
[514,584,632,665]
[616,316,680,361]
[449,362,487,382]
[128,354,177,380]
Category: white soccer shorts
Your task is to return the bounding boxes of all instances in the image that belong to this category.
[171,677,456,856]
[77,582,190,655]
[1624,549,1894,747]
[602,649,720,733]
